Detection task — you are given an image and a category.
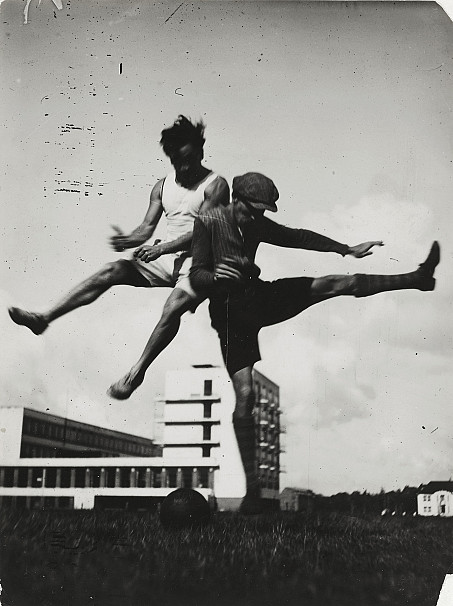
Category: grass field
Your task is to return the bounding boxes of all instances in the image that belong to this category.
[1,509,451,606]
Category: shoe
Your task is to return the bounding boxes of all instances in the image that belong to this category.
[8,307,48,335]
[239,485,266,515]
[417,241,440,291]
[107,372,144,400]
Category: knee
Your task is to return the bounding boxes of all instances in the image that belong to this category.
[159,295,190,324]
[313,274,357,297]
[97,260,130,286]
[233,383,255,418]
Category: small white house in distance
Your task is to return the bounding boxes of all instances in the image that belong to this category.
[417,481,453,517]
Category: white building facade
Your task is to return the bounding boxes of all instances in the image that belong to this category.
[162,365,281,510]
[417,482,453,517]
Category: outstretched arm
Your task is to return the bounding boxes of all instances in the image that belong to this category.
[134,176,230,263]
[109,179,164,252]
[347,241,384,258]
[260,218,383,258]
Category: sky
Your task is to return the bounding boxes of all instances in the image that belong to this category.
[1,0,452,496]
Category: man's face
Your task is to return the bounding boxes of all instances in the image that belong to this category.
[233,197,265,228]
[170,143,203,187]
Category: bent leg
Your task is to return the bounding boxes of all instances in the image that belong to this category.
[107,288,197,400]
[8,260,147,334]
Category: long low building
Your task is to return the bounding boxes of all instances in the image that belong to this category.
[0,456,216,510]
[0,365,282,511]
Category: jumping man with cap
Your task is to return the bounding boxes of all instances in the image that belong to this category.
[190,172,440,514]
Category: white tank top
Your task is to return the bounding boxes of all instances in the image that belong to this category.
[161,170,218,246]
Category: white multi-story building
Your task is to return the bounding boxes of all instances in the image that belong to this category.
[161,364,281,510]
[0,365,281,511]
[417,482,453,517]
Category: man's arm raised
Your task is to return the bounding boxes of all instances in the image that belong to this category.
[109,179,164,252]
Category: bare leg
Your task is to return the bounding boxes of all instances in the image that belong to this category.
[8,260,147,334]
[107,288,198,400]
[230,367,263,514]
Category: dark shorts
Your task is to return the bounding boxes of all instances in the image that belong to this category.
[209,277,315,376]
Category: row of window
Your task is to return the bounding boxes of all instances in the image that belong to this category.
[253,380,279,409]
[0,466,213,490]
[257,429,280,444]
[20,444,118,458]
[22,417,157,456]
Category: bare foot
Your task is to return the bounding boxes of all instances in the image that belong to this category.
[107,372,144,400]
[8,307,48,335]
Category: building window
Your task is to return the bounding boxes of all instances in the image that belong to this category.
[120,468,130,488]
[74,468,86,488]
[31,469,43,488]
[203,425,212,441]
[60,468,71,488]
[2,468,14,487]
[104,468,116,488]
[182,468,193,489]
[202,446,211,458]
[167,468,177,488]
[203,403,212,418]
[204,380,212,396]
[136,468,147,488]
[17,468,28,488]
[152,469,162,488]
[91,468,102,488]
[45,468,57,488]
[198,468,209,488]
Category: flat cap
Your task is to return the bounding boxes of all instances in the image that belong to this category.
[232,172,279,212]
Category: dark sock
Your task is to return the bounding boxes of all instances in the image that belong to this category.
[232,415,259,495]
[354,241,439,297]
[354,270,423,297]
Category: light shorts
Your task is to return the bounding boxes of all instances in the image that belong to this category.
[131,253,200,300]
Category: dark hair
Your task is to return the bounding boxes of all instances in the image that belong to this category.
[160,115,206,157]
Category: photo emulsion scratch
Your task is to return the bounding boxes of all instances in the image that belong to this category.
[1,1,453,605]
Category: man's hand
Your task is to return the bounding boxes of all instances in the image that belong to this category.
[214,257,244,283]
[347,241,384,258]
[109,225,146,252]
[134,240,163,263]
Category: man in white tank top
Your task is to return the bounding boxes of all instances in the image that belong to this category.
[8,116,229,398]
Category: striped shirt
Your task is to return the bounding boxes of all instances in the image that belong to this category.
[190,205,349,293]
